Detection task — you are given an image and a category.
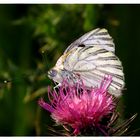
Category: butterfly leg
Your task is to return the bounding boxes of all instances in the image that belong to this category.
[53,83,61,92]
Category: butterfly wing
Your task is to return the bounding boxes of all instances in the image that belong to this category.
[64,28,115,54]
[63,45,124,97]
[53,28,124,96]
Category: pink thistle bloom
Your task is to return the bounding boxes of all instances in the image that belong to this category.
[38,75,116,135]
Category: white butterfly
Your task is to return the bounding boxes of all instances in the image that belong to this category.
[48,28,125,97]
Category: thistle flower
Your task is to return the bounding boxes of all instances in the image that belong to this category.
[38,75,117,135]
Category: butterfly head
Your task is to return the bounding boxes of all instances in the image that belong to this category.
[48,54,66,83]
[48,67,63,83]
[48,69,57,78]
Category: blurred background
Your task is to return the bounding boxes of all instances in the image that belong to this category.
[0,4,140,136]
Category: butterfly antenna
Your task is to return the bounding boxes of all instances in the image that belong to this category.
[41,50,49,70]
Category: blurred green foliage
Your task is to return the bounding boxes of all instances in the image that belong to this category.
[0,4,140,136]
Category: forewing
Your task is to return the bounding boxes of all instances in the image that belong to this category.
[64,28,115,54]
[64,45,124,97]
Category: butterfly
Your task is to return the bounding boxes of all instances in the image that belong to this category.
[48,28,125,97]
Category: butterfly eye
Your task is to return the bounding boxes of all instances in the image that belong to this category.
[48,69,57,78]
